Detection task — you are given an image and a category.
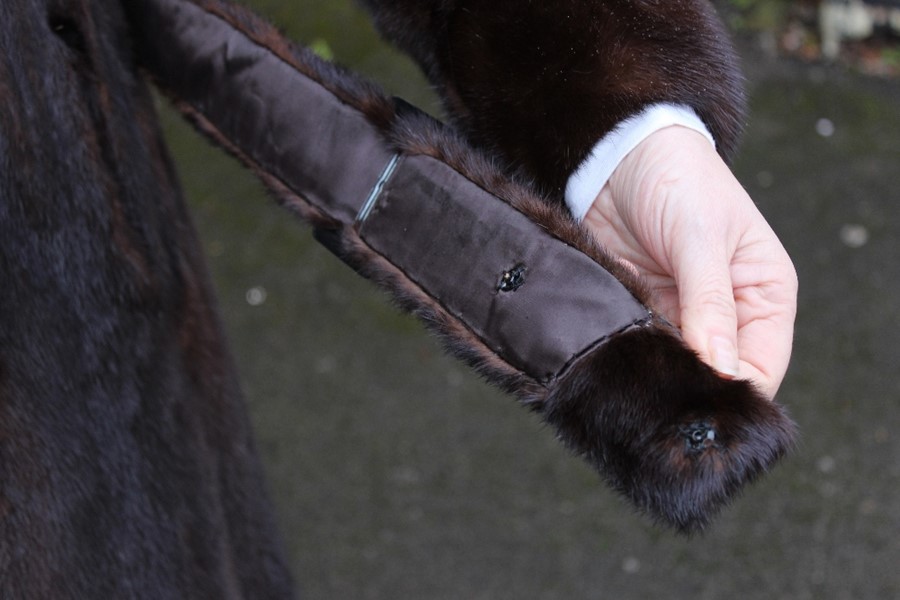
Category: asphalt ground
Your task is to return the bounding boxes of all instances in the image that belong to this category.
[159,3,900,597]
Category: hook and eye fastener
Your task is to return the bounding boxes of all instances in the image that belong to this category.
[498,264,527,292]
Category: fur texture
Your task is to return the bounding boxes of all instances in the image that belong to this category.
[360,0,748,198]
[545,323,796,531]
[0,0,292,596]
[130,0,796,533]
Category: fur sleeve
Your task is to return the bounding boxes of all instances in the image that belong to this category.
[127,0,792,534]
[359,0,746,197]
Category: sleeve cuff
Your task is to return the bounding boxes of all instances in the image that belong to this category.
[564,103,716,222]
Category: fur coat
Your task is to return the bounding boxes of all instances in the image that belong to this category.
[0,0,793,597]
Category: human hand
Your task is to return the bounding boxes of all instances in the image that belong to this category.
[583,126,797,399]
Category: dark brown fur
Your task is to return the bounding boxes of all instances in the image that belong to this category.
[360,0,747,197]
[0,0,292,596]
[545,323,796,531]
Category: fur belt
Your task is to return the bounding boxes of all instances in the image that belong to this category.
[126,0,796,532]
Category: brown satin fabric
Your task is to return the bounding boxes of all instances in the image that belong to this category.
[134,0,395,223]
[132,0,651,382]
[360,156,649,381]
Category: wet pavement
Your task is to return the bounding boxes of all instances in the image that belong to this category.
[159,2,900,598]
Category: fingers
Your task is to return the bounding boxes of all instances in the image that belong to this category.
[602,125,743,378]
[675,242,741,379]
[731,255,798,398]
[735,319,793,399]
[598,126,797,399]
[674,217,799,399]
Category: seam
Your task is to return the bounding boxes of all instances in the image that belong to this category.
[547,316,652,384]
[167,94,541,389]
[162,1,650,390]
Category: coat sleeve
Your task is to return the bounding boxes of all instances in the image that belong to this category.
[125,0,794,533]
[357,0,746,198]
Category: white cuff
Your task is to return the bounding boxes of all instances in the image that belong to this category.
[564,103,715,221]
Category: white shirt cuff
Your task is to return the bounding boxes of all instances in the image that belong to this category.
[564,103,716,221]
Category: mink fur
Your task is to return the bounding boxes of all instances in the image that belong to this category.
[0,0,293,596]
[545,323,796,531]
[128,0,796,533]
[359,0,748,198]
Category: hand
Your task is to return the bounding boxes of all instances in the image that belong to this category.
[583,126,797,399]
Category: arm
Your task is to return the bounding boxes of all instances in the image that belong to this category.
[360,0,795,398]
[357,0,746,196]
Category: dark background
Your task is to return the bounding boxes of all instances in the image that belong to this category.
[158,1,900,597]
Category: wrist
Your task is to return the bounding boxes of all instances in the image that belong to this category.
[608,125,723,206]
[565,104,715,221]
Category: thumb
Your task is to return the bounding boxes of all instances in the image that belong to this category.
[675,249,740,379]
